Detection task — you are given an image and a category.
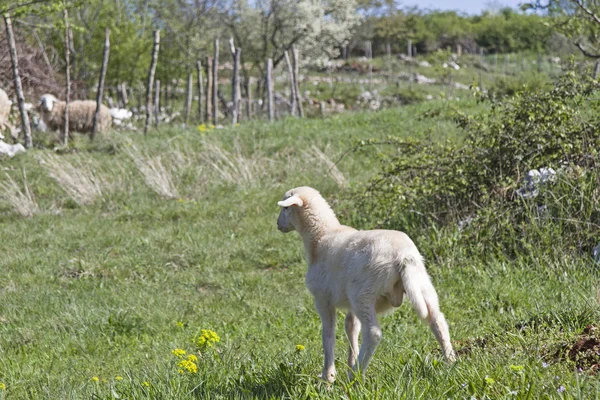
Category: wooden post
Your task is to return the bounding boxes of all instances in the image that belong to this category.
[266,58,274,122]
[205,56,212,123]
[212,39,219,126]
[154,79,160,127]
[386,42,391,57]
[367,41,373,91]
[121,82,128,105]
[3,13,31,148]
[292,47,303,118]
[62,8,71,146]
[246,77,253,119]
[284,50,296,116]
[144,30,160,135]
[185,71,192,126]
[457,43,462,57]
[197,61,204,123]
[229,38,241,125]
[342,45,347,60]
[92,28,110,140]
[407,39,412,58]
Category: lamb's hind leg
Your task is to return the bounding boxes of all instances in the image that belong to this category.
[352,303,381,377]
[387,280,404,307]
[345,311,360,378]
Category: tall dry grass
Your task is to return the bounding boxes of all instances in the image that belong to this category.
[125,145,179,199]
[38,154,104,206]
[0,170,39,217]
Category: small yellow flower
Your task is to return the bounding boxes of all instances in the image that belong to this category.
[186,354,198,362]
[176,321,185,328]
[0,383,6,390]
[91,376,100,383]
[142,381,151,387]
[510,364,524,372]
[172,348,186,358]
[296,344,305,352]
[197,329,220,349]
[484,376,495,385]
[115,376,123,381]
[197,124,207,133]
[177,359,198,374]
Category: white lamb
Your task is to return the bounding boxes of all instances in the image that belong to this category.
[276,186,455,382]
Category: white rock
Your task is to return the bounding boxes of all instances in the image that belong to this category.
[0,140,26,157]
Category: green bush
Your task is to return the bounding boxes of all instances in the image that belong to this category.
[355,66,600,258]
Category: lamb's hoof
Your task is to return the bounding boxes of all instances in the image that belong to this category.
[320,372,336,384]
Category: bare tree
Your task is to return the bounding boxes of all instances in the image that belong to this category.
[292,47,303,118]
[230,38,241,125]
[205,56,212,123]
[185,71,193,126]
[154,79,160,127]
[144,30,160,135]
[197,60,204,124]
[3,12,31,148]
[284,50,297,116]
[62,7,71,146]
[266,58,274,122]
[92,28,110,140]
[212,38,219,125]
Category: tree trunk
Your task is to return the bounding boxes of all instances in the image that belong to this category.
[197,60,204,123]
[266,58,274,122]
[205,56,212,124]
[232,48,241,125]
[292,47,304,118]
[32,28,54,78]
[120,82,128,106]
[154,79,160,127]
[3,13,31,148]
[284,50,296,116]
[246,77,252,119]
[185,71,193,127]
[92,28,110,140]
[594,61,600,79]
[144,30,160,135]
[62,8,71,146]
[212,39,219,126]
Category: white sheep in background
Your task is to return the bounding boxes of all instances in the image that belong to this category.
[38,94,112,135]
[0,88,13,138]
[276,186,455,382]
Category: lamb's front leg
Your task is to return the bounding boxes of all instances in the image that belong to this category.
[315,299,336,382]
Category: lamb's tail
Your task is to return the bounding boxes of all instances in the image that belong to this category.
[400,254,455,361]
[400,254,437,321]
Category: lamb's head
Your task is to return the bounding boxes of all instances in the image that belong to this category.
[39,94,58,112]
[277,186,339,234]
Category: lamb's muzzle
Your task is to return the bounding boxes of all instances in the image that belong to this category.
[277,186,455,382]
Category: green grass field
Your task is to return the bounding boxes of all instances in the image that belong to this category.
[0,100,599,399]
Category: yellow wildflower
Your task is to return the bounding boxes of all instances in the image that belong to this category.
[510,364,524,372]
[0,383,6,390]
[172,348,186,358]
[176,321,185,328]
[91,376,100,383]
[197,329,220,348]
[177,359,198,374]
[484,376,495,385]
[197,124,207,133]
[296,344,305,352]
[186,354,198,362]
[115,376,124,381]
[142,381,151,387]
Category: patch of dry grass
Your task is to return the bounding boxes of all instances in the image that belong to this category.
[38,154,104,206]
[125,145,179,199]
[303,145,346,187]
[0,170,39,217]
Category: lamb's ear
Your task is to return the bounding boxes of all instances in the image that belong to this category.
[277,195,303,208]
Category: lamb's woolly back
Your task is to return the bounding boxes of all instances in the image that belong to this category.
[39,94,112,134]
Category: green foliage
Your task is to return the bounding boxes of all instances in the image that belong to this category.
[360,67,600,258]
[485,71,552,98]
[365,8,553,56]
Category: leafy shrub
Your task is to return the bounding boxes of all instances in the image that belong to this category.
[356,67,600,258]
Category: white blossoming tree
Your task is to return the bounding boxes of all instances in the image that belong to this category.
[222,0,360,80]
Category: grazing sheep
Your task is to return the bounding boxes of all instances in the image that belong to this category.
[0,88,13,137]
[38,94,112,135]
[277,186,455,382]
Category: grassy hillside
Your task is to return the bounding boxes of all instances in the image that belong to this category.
[0,101,598,399]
